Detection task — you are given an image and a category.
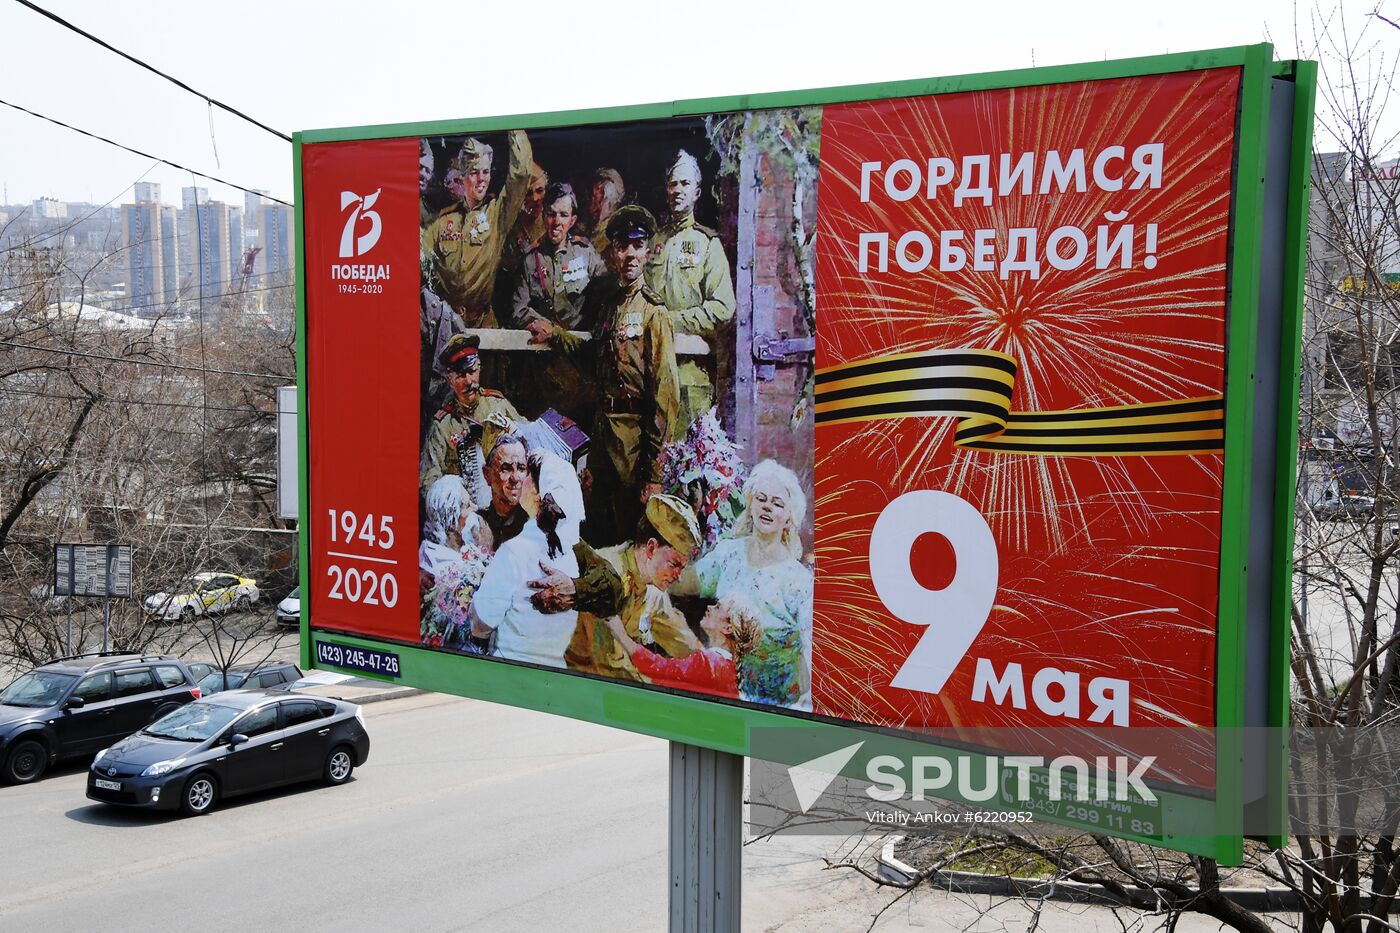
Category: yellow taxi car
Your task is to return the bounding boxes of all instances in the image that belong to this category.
[142,573,261,623]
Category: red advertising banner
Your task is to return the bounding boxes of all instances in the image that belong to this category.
[812,68,1240,738]
[303,139,421,642]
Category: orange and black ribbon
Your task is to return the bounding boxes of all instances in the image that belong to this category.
[814,349,1224,456]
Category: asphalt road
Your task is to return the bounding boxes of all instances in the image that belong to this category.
[0,692,1239,933]
[0,691,673,933]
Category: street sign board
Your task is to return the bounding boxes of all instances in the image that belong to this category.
[296,45,1314,862]
[53,543,132,598]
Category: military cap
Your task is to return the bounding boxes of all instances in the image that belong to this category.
[594,167,624,192]
[450,137,493,173]
[439,333,482,373]
[480,414,521,466]
[605,204,657,245]
[645,494,701,557]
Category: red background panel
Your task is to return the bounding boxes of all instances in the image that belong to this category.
[303,138,421,642]
[811,69,1240,744]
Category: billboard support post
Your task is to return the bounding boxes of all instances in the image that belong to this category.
[669,742,742,932]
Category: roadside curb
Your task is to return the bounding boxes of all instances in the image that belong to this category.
[340,688,425,705]
[877,837,1301,912]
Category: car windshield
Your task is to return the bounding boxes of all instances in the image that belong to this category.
[0,670,79,707]
[287,586,299,599]
[142,702,241,741]
[196,670,248,694]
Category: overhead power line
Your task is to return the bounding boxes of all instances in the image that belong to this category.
[11,0,292,143]
[0,97,291,206]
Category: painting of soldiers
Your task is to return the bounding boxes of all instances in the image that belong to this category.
[536,205,680,545]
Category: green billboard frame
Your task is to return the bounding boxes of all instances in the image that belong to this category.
[294,43,1313,865]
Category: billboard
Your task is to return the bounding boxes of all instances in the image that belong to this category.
[297,44,1313,862]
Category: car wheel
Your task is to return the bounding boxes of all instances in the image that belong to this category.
[180,773,218,816]
[179,605,196,624]
[2,739,47,784]
[324,746,355,785]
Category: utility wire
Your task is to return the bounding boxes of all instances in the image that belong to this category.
[0,340,289,380]
[0,385,277,417]
[0,97,290,205]
[11,0,292,143]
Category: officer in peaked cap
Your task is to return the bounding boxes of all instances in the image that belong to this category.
[536,203,680,546]
[420,333,521,508]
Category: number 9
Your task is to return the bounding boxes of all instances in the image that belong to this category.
[869,490,998,695]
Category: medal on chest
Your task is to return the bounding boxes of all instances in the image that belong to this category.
[467,210,490,244]
[678,239,700,269]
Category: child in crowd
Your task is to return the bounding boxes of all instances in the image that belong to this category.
[603,594,761,699]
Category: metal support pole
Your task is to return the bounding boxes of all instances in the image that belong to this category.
[65,600,72,657]
[669,741,742,932]
[102,597,110,654]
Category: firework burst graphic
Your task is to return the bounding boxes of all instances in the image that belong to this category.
[816,70,1235,552]
[810,68,1240,748]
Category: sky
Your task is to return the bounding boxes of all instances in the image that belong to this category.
[0,0,1394,209]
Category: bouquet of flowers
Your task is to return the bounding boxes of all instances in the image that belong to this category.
[421,543,490,650]
[660,408,748,550]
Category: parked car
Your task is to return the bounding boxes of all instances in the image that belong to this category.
[0,653,202,784]
[87,690,371,815]
[275,586,300,628]
[143,573,260,623]
[194,661,302,696]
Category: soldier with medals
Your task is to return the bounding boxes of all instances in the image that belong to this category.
[421,131,533,329]
[645,149,736,426]
[421,334,522,510]
[533,205,681,546]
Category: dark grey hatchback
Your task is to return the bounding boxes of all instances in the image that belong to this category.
[86,690,370,815]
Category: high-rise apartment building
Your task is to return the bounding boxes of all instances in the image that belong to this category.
[259,203,294,282]
[122,190,179,314]
[183,200,231,301]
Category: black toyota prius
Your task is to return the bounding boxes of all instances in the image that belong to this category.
[86,690,370,816]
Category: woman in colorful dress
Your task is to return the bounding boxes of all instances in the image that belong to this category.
[682,459,813,710]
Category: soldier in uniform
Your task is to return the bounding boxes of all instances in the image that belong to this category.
[560,494,702,681]
[421,131,533,329]
[645,150,736,426]
[588,167,626,255]
[512,182,606,420]
[493,162,549,325]
[421,334,522,510]
[535,205,681,546]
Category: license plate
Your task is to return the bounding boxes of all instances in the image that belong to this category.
[95,778,121,791]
